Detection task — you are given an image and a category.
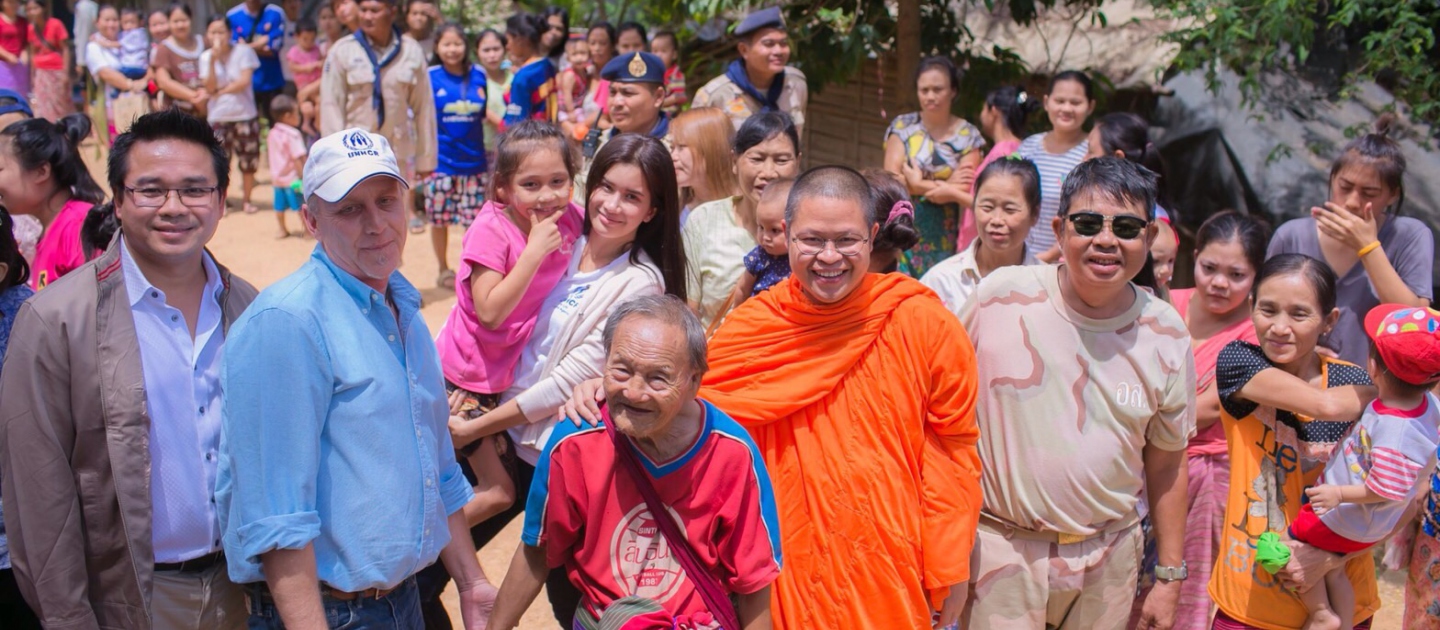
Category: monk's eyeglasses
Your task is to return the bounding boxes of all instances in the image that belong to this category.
[791,236,869,257]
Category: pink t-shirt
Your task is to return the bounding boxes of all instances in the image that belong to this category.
[266,122,307,187]
[523,401,782,624]
[1171,288,1260,457]
[436,200,585,393]
[285,43,323,88]
[32,199,92,290]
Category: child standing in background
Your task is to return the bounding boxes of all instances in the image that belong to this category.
[266,95,306,238]
[425,23,487,288]
[652,30,686,116]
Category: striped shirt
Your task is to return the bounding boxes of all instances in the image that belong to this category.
[1318,394,1440,543]
[1018,133,1089,255]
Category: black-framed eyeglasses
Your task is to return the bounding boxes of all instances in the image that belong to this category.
[790,235,869,257]
[123,186,220,209]
[1065,212,1149,240]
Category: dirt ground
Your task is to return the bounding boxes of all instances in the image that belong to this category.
[81,139,1411,629]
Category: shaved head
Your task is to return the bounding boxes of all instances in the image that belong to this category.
[784,165,873,228]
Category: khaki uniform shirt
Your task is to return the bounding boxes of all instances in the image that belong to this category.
[692,66,807,138]
[320,32,437,175]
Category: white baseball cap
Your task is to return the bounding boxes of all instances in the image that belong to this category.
[302,128,409,203]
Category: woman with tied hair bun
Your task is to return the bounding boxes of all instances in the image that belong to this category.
[0,113,105,289]
[1266,113,1433,366]
[963,85,1040,248]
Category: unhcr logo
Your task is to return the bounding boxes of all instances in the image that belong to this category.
[343,130,380,158]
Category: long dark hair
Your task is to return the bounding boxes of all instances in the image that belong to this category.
[541,5,568,58]
[0,206,30,292]
[583,134,687,302]
[984,86,1040,137]
[0,113,105,205]
[428,21,469,68]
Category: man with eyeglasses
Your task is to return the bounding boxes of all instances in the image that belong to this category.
[0,108,255,629]
[690,165,982,628]
[958,156,1196,630]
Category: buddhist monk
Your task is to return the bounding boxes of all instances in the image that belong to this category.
[699,166,981,628]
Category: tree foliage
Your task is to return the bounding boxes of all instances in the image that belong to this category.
[1155,0,1440,127]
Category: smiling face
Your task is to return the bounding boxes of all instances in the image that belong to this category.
[916,68,955,115]
[114,139,224,270]
[435,29,466,68]
[587,162,655,245]
[1252,272,1337,367]
[788,196,875,305]
[739,27,790,79]
[498,147,572,231]
[148,11,169,40]
[542,14,565,52]
[608,82,664,134]
[604,317,698,441]
[1054,188,1155,293]
[973,173,1038,257]
[735,134,797,206]
[96,7,119,40]
[302,175,406,292]
[1192,238,1256,317]
[1044,78,1093,135]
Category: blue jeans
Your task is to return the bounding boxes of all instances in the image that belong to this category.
[247,576,422,630]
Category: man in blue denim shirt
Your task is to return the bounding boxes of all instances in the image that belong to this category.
[217,129,496,629]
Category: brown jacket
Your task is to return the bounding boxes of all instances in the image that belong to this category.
[0,242,257,630]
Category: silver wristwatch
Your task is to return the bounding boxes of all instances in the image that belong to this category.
[1154,561,1188,582]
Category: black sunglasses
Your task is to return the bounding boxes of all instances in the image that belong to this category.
[1065,212,1149,240]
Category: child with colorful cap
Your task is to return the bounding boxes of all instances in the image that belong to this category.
[1258,304,1440,630]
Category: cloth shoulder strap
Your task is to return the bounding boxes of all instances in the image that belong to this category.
[600,405,741,630]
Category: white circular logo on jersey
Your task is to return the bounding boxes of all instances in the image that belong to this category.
[609,503,687,603]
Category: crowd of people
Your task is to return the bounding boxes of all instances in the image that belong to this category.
[0,2,1437,630]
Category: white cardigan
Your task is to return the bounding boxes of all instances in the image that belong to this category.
[510,249,664,462]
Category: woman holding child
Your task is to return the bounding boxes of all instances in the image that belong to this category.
[416,129,687,629]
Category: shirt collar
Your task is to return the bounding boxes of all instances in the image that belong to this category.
[957,239,1040,283]
[309,244,421,315]
[119,236,223,307]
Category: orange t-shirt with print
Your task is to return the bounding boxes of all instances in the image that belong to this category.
[1208,340,1379,630]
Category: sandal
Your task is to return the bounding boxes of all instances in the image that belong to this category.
[243,203,259,214]
[437,269,456,289]
[408,215,427,234]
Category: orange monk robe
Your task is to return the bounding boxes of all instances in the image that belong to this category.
[700,273,982,629]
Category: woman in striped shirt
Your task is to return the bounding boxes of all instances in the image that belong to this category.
[1019,70,1095,262]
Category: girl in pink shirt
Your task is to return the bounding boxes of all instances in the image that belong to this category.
[436,120,583,501]
[0,114,105,289]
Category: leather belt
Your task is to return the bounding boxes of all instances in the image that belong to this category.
[979,510,1141,546]
[321,584,398,601]
[154,550,224,573]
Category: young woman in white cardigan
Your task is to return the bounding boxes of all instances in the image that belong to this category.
[421,134,690,628]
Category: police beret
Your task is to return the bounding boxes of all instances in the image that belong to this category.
[600,51,666,84]
[733,6,785,37]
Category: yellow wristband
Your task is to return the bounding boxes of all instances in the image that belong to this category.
[1357,241,1381,257]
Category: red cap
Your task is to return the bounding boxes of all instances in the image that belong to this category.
[1364,304,1440,386]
